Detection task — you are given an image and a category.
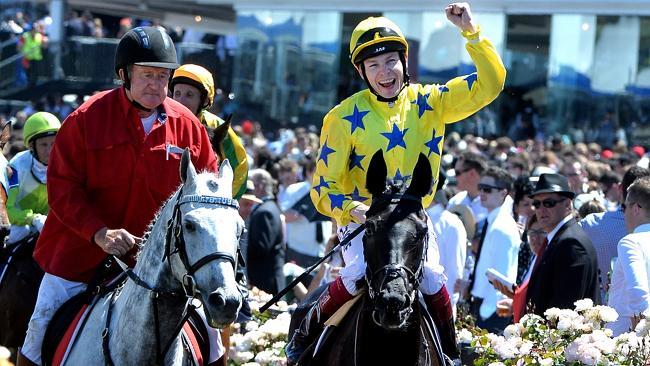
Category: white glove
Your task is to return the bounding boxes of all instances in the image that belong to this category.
[32,214,47,232]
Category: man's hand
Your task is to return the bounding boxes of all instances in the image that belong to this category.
[445,3,477,33]
[32,214,47,232]
[490,278,515,299]
[350,203,370,224]
[94,227,143,257]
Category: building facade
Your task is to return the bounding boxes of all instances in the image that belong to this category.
[228,0,650,145]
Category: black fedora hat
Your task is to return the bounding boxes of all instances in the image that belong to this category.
[529,173,576,199]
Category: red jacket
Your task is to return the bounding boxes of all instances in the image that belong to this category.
[34,87,218,282]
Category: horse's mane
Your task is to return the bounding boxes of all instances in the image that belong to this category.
[135,187,180,261]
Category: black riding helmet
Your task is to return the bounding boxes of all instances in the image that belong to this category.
[114,26,180,91]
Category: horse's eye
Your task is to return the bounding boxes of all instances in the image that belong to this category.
[184,221,196,232]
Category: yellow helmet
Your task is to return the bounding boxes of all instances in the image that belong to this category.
[24,112,61,146]
[349,17,408,65]
[170,64,215,109]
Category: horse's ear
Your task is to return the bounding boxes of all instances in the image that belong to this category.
[211,115,232,160]
[0,121,10,150]
[180,148,197,184]
[366,149,387,196]
[218,158,234,185]
[405,153,433,198]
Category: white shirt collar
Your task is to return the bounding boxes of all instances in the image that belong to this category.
[633,222,650,234]
[547,214,574,243]
[486,195,514,224]
[426,203,445,219]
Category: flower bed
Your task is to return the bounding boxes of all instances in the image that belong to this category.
[228,288,294,366]
[465,299,650,365]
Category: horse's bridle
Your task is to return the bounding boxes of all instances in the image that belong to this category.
[164,190,241,297]
[364,193,427,326]
[104,186,242,366]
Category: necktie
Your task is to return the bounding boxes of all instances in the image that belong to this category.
[469,218,489,292]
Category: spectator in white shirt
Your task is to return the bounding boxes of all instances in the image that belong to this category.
[448,151,488,230]
[608,176,650,335]
[469,167,521,333]
[426,173,467,317]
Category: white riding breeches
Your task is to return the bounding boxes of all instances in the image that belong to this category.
[337,215,446,296]
[22,273,87,365]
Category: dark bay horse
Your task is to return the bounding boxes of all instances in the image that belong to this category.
[293,150,448,366]
[0,121,38,348]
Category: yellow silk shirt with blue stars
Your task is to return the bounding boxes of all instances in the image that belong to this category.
[311,33,506,227]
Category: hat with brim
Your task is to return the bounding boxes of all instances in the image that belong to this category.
[447,204,476,240]
[529,173,576,199]
[241,193,262,204]
[240,180,262,204]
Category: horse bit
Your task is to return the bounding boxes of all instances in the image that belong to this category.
[103,186,241,366]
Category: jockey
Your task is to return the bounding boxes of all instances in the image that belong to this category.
[285,3,506,364]
[6,112,60,244]
[170,64,249,199]
[18,27,218,366]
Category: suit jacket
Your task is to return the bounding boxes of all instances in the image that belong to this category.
[526,218,599,315]
[246,197,285,295]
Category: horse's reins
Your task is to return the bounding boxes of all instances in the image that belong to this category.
[103,186,240,366]
[364,193,427,328]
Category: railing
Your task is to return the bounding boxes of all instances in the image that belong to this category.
[0,36,227,97]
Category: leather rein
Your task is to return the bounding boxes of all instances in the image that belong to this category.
[103,186,240,365]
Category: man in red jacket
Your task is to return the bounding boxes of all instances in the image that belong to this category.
[18,27,218,366]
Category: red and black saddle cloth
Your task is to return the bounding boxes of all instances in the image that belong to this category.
[41,270,211,366]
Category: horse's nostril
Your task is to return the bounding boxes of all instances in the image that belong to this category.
[209,291,226,307]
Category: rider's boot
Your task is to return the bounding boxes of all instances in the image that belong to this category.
[285,277,354,365]
[423,285,460,360]
[16,351,38,366]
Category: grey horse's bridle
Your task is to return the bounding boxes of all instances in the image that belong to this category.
[105,186,241,366]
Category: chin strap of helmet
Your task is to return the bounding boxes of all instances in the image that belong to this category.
[121,66,155,113]
[359,51,410,104]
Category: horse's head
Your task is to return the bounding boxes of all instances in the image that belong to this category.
[163,149,244,327]
[363,150,432,330]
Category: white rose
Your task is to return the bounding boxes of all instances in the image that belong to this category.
[457,328,473,343]
[504,324,521,339]
[635,318,649,336]
[255,350,275,363]
[544,307,563,321]
[0,347,10,360]
[230,350,255,364]
[596,306,619,323]
[574,298,594,312]
[246,321,260,332]
[539,358,554,366]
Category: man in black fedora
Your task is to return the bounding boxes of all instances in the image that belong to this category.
[524,173,599,315]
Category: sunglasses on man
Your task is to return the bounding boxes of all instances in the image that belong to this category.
[532,198,566,209]
[478,183,505,194]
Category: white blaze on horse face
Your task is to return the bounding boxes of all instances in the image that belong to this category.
[182,171,242,324]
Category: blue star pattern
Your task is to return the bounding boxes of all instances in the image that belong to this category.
[392,169,412,184]
[313,176,331,195]
[347,187,368,202]
[464,73,477,90]
[348,148,365,171]
[412,92,433,118]
[342,105,370,134]
[380,124,408,152]
[424,130,443,157]
[328,193,346,211]
[318,138,336,167]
